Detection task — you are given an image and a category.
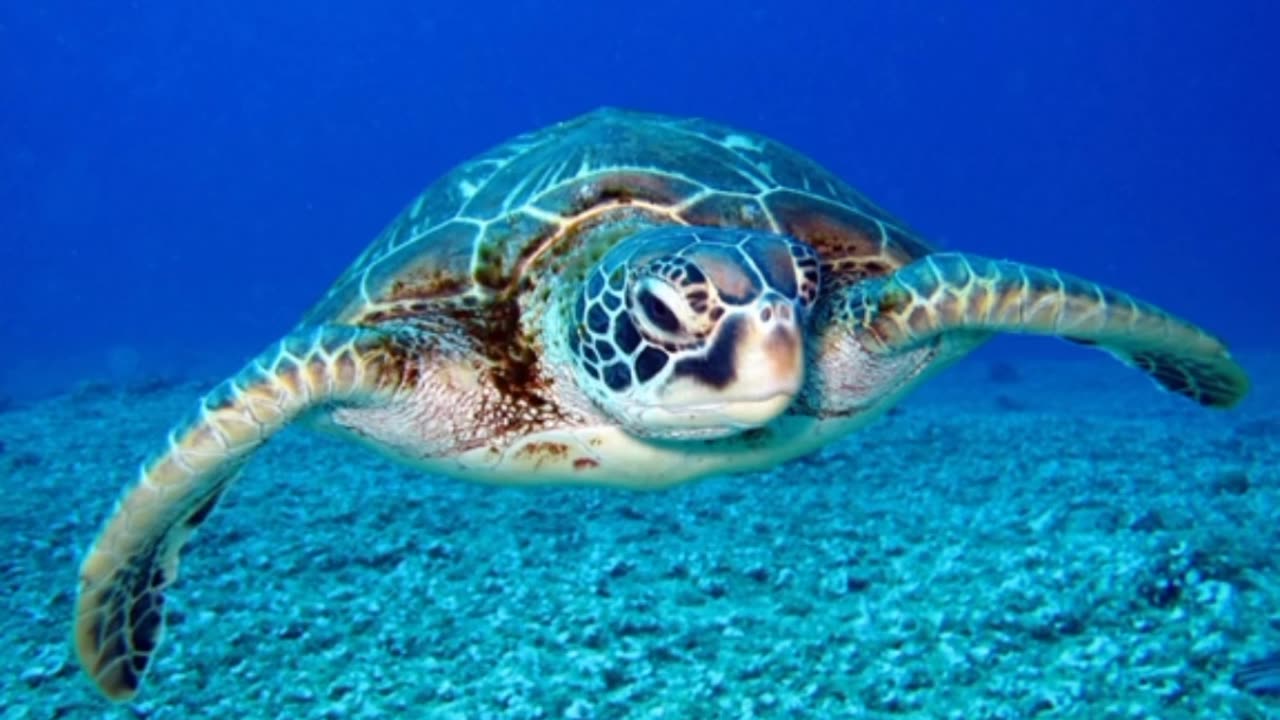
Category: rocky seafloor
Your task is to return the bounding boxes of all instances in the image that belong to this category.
[2,351,1278,719]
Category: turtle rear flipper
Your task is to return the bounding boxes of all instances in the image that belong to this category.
[844,252,1249,408]
[73,325,412,700]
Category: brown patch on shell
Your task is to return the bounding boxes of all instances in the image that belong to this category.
[474,241,508,291]
[827,258,893,283]
[388,270,468,301]
[766,190,892,264]
[573,457,600,470]
[378,221,482,302]
[536,171,701,217]
[679,194,773,230]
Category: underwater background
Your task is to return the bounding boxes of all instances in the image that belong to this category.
[2,1,1279,718]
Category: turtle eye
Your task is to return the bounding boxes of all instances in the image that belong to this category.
[638,289,681,334]
[631,280,694,342]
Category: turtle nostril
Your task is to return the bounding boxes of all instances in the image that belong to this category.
[756,293,799,326]
[758,300,794,325]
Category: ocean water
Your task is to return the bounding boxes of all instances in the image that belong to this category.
[2,2,1278,718]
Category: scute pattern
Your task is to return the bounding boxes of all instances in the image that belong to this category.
[566,226,821,415]
[573,262,643,390]
[302,108,934,326]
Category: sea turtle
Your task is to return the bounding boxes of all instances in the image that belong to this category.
[74,108,1249,699]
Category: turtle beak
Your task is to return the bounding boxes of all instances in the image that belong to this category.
[657,293,805,430]
[721,294,805,424]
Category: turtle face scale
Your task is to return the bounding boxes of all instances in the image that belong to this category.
[567,227,820,439]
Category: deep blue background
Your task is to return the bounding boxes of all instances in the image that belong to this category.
[2,1,1277,396]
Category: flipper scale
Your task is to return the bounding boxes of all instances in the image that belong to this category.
[74,325,411,699]
[847,252,1249,408]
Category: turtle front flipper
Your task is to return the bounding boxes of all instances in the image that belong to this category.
[843,252,1249,408]
[73,324,413,700]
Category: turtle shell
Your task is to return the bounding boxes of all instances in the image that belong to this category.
[304,107,933,326]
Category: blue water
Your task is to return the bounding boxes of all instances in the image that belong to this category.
[2,1,1276,396]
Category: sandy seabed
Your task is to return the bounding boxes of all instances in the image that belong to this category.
[2,352,1277,720]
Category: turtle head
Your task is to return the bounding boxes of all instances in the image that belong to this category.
[567,227,820,439]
